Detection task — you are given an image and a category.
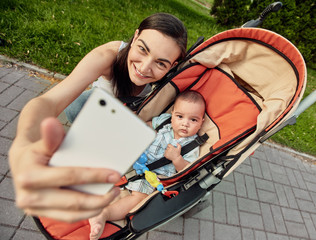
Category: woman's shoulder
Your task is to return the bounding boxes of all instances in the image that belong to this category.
[97,41,123,54]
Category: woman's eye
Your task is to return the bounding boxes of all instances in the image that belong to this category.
[157,62,167,68]
[138,46,146,52]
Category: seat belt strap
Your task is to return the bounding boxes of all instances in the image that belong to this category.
[146,133,209,171]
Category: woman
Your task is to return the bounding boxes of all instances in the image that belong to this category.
[8,13,187,223]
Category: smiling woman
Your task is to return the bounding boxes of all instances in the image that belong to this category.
[8,12,188,225]
[62,13,187,123]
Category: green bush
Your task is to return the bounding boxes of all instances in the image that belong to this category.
[211,0,316,68]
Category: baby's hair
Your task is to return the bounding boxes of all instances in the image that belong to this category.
[175,90,206,111]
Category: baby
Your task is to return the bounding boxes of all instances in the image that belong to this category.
[89,90,206,240]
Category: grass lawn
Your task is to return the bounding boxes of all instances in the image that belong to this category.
[0,0,315,156]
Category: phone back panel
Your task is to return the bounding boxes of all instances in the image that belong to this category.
[50,88,156,195]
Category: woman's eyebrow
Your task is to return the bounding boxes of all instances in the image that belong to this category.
[138,39,172,65]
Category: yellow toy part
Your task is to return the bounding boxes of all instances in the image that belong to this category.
[144,170,164,192]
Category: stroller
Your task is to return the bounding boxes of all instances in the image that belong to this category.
[33,2,313,239]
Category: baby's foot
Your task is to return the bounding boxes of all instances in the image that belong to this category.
[89,215,106,240]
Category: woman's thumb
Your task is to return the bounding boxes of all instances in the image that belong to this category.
[40,117,65,156]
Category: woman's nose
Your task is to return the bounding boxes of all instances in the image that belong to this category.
[139,58,152,74]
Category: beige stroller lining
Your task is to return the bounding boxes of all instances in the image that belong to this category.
[138,38,301,178]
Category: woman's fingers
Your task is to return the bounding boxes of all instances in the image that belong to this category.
[25,207,104,223]
[16,187,120,212]
[17,165,121,189]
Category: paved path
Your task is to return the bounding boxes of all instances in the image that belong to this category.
[0,60,316,240]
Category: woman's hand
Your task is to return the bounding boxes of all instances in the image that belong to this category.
[9,117,121,222]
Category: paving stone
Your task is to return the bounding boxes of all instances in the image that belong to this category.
[214,180,236,195]
[293,188,312,201]
[311,192,316,208]
[20,216,39,231]
[235,162,253,175]
[0,177,15,200]
[285,221,309,238]
[0,66,12,78]
[1,71,24,84]
[213,192,226,223]
[266,232,289,240]
[0,137,12,156]
[214,223,241,240]
[15,76,50,93]
[301,212,316,240]
[185,199,213,221]
[0,86,24,107]
[200,221,213,240]
[285,168,299,188]
[0,106,19,123]
[270,205,287,234]
[12,229,47,240]
[254,230,267,240]
[259,160,273,180]
[283,186,299,209]
[306,181,316,193]
[267,148,283,165]
[0,224,15,240]
[0,198,24,227]
[148,230,182,240]
[245,175,259,200]
[0,81,10,93]
[293,170,307,190]
[297,199,316,213]
[240,211,264,230]
[183,218,198,240]
[271,171,291,186]
[238,197,261,214]
[281,207,303,223]
[259,189,279,204]
[157,216,183,234]
[252,149,267,160]
[251,157,264,178]
[260,203,276,232]
[242,228,255,240]
[0,115,19,139]
[226,194,239,225]
[255,178,275,192]
[0,120,6,131]
[7,89,38,111]
[275,183,289,207]
[0,155,9,175]
[234,172,247,197]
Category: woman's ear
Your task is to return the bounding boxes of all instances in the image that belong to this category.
[131,29,140,46]
[171,61,178,68]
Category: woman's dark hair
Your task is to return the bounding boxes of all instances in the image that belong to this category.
[112,13,187,97]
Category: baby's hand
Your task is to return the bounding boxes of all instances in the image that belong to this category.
[164,143,181,162]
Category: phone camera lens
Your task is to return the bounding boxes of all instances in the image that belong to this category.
[99,99,106,106]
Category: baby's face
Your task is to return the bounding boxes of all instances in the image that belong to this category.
[171,99,205,139]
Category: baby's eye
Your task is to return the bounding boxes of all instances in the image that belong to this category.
[191,118,198,122]
[177,115,183,119]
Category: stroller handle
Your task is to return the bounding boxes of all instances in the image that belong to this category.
[242,1,283,28]
[294,90,316,118]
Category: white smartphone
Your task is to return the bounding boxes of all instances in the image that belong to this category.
[50,88,156,195]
